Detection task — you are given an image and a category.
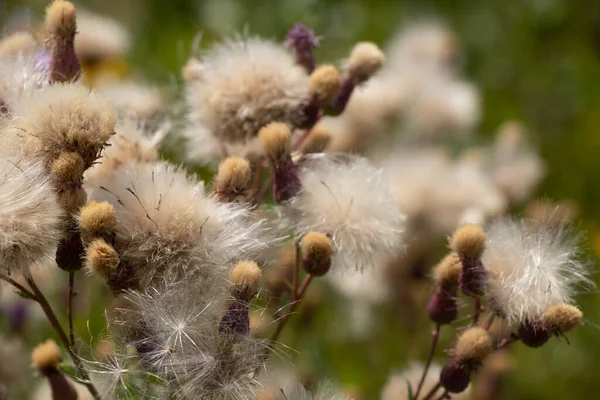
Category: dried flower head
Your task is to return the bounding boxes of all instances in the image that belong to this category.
[483,217,591,326]
[433,252,462,288]
[0,158,62,274]
[310,64,341,105]
[347,42,385,83]
[213,156,252,201]
[77,200,117,245]
[285,154,404,271]
[88,161,273,289]
[45,0,81,82]
[259,122,292,161]
[74,10,130,61]
[12,82,115,172]
[542,304,583,334]
[231,260,262,298]
[300,231,333,277]
[185,37,309,145]
[85,238,119,278]
[454,327,493,362]
[31,340,62,370]
[450,224,486,261]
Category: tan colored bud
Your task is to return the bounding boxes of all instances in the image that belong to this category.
[213,156,252,201]
[542,304,583,333]
[433,252,462,288]
[300,232,333,277]
[78,201,117,244]
[454,327,493,362]
[300,123,332,154]
[51,152,85,187]
[310,64,341,104]
[450,224,486,260]
[46,1,76,37]
[231,260,262,299]
[85,239,119,278]
[31,340,62,370]
[258,122,292,160]
[347,42,385,82]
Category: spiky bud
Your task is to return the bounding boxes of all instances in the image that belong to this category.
[542,304,583,334]
[518,320,550,348]
[50,151,85,190]
[299,123,332,154]
[231,260,262,301]
[85,238,119,279]
[78,201,117,245]
[300,232,333,277]
[347,42,385,83]
[258,122,301,202]
[213,156,252,202]
[451,224,487,297]
[45,0,81,82]
[433,252,463,289]
[440,359,471,394]
[310,65,341,105]
[427,287,458,325]
[455,327,493,362]
[32,340,78,400]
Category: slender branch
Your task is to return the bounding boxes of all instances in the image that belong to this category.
[414,324,441,400]
[0,274,36,299]
[434,389,449,400]
[421,381,442,400]
[483,313,495,331]
[68,270,75,347]
[496,334,520,350]
[24,271,101,400]
[292,240,301,298]
[472,297,482,325]
[269,274,314,344]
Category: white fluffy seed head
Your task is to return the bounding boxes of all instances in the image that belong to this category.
[185,37,309,145]
[74,10,131,60]
[0,158,63,274]
[284,154,405,271]
[87,161,274,289]
[483,217,592,326]
[11,83,115,171]
[84,115,167,187]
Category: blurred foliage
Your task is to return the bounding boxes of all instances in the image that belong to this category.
[4,0,600,399]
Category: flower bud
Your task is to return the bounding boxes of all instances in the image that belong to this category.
[427,287,458,325]
[299,123,332,154]
[85,238,119,279]
[258,122,301,202]
[518,320,550,348]
[433,252,462,289]
[50,151,85,190]
[454,327,493,362]
[300,232,333,277]
[451,224,487,297]
[32,339,78,400]
[440,359,471,394]
[310,65,341,105]
[213,156,252,202]
[45,0,81,82]
[285,24,319,73]
[542,304,583,334]
[231,260,262,301]
[78,200,117,245]
[347,42,385,83]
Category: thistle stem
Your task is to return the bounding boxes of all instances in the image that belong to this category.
[0,274,36,299]
[414,324,441,400]
[434,389,449,400]
[473,297,482,325]
[23,271,100,400]
[483,314,495,330]
[421,381,442,400]
[68,270,75,347]
[269,274,314,345]
[496,334,520,350]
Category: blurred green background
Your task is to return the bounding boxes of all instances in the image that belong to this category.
[4,0,600,399]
